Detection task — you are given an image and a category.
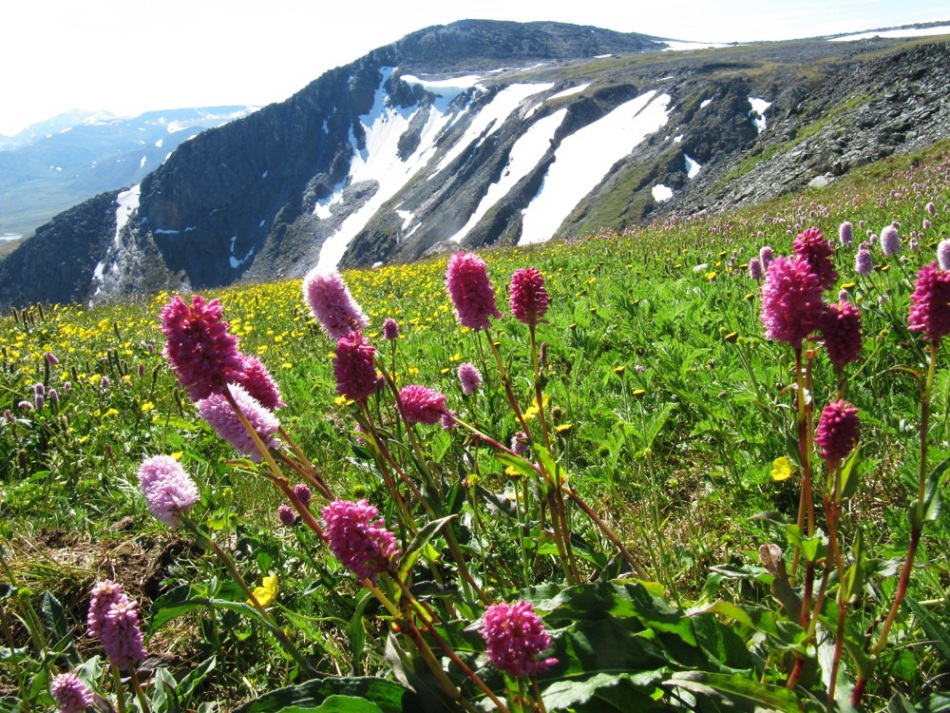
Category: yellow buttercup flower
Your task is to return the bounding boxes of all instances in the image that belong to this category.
[770,456,794,482]
[248,574,279,608]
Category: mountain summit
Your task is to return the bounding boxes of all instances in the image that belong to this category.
[1,20,948,308]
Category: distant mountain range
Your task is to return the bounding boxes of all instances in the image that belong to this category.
[0,19,948,309]
[0,106,255,238]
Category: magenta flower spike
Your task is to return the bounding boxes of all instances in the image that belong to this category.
[399,384,448,425]
[760,256,827,349]
[815,400,860,463]
[793,227,837,291]
[509,267,550,327]
[322,499,400,580]
[909,262,950,343]
[855,248,874,276]
[382,317,400,341]
[196,384,280,462]
[748,257,763,280]
[759,246,774,270]
[87,581,146,672]
[50,673,94,713]
[821,301,862,368]
[445,251,502,330]
[333,331,379,402]
[479,600,557,677]
[277,504,299,527]
[302,269,369,340]
[138,455,200,528]
[233,354,285,410]
[457,362,483,395]
[160,295,245,402]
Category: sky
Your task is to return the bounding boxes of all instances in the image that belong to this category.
[1,0,947,137]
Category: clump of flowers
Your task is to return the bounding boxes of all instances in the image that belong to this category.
[509,267,549,327]
[138,455,200,527]
[479,600,557,677]
[445,251,502,330]
[196,384,280,462]
[748,257,763,280]
[50,673,94,713]
[87,581,146,672]
[855,246,874,275]
[333,331,379,402]
[793,227,837,291]
[322,499,400,580]
[909,262,950,343]
[399,384,448,425]
[382,317,400,341]
[160,295,245,401]
[760,256,827,349]
[839,221,854,247]
[303,269,369,340]
[815,400,860,463]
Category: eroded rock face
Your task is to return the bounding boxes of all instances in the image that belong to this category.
[1,22,948,310]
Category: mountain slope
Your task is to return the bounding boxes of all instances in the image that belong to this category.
[0,20,948,309]
[0,106,254,238]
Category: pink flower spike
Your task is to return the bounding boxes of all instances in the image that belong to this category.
[815,400,860,463]
[479,600,557,677]
[50,673,94,713]
[87,581,146,671]
[233,354,285,410]
[138,455,200,528]
[909,262,950,343]
[322,499,400,580]
[445,251,502,331]
[302,269,369,340]
[457,362,482,395]
[399,384,448,425]
[334,331,379,402]
[160,295,245,402]
[196,385,280,462]
[821,301,862,368]
[509,267,550,327]
[760,256,827,349]
[793,227,837,291]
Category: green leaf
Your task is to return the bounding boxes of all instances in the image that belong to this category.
[493,452,540,482]
[541,671,667,712]
[838,444,862,499]
[231,677,417,713]
[665,671,802,712]
[40,591,68,642]
[396,515,455,584]
[906,597,950,663]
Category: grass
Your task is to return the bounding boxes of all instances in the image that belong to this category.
[1,138,950,711]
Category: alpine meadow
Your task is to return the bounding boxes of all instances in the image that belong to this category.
[2,22,950,713]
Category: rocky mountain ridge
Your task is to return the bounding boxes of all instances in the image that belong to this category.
[0,20,948,309]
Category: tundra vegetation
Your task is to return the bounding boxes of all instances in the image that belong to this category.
[1,139,949,712]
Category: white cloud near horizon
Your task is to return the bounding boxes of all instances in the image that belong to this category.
[1,0,946,136]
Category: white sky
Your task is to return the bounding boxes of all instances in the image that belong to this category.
[1,0,947,136]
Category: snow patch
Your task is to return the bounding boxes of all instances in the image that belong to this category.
[518,91,671,246]
[113,185,140,248]
[830,25,950,42]
[154,138,164,148]
[314,68,462,273]
[673,134,683,143]
[548,84,590,101]
[663,40,731,51]
[448,108,567,244]
[685,154,701,178]
[229,236,255,269]
[749,97,771,133]
[652,184,674,202]
[700,98,713,108]
[431,82,554,176]
[396,209,414,230]
[139,156,147,168]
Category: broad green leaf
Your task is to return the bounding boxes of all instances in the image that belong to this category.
[40,591,68,643]
[232,676,417,713]
[838,444,863,499]
[541,671,667,712]
[665,671,802,712]
[906,597,950,663]
[397,514,455,584]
